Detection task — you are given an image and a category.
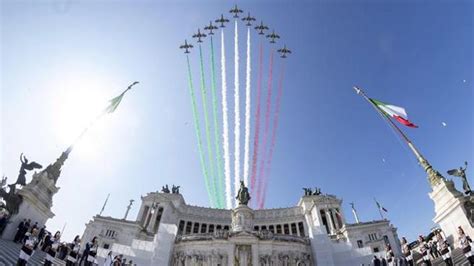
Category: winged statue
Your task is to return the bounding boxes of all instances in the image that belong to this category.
[447,161,471,195]
[15,153,42,186]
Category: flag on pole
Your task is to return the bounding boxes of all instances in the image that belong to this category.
[369,98,418,128]
[103,81,139,114]
[375,200,388,212]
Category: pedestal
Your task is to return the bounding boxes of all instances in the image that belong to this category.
[429,179,474,247]
[231,205,254,232]
[2,171,57,240]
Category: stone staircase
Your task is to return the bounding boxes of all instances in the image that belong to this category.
[431,248,471,266]
[0,239,65,266]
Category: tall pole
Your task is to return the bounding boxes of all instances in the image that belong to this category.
[350,202,360,223]
[61,222,67,237]
[353,86,445,188]
[123,199,134,220]
[374,198,384,220]
[99,193,110,216]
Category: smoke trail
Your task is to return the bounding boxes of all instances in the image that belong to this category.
[259,62,285,209]
[250,41,264,202]
[243,27,251,189]
[198,45,219,208]
[256,49,274,208]
[186,55,214,207]
[210,36,225,209]
[221,30,232,209]
[233,20,241,207]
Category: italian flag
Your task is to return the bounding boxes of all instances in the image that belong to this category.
[370,99,418,128]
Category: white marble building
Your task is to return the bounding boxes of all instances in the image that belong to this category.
[81,190,401,265]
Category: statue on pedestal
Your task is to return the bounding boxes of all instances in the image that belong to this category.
[447,161,471,195]
[236,181,250,205]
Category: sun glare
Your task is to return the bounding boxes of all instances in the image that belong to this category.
[54,81,110,159]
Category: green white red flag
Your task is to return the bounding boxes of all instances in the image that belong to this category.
[370,98,418,128]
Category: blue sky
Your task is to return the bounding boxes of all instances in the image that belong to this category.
[1,0,472,242]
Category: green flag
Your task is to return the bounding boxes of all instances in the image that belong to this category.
[104,81,139,114]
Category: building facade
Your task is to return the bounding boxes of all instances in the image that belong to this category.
[81,189,401,265]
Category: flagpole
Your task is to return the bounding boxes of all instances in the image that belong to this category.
[374,198,384,220]
[353,86,445,187]
[99,193,110,216]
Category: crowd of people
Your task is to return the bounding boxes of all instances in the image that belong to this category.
[10,218,136,265]
[369,225,474,266]
[6,216,474,266]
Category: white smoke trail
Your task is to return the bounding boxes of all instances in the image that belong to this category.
[233,20,241,207]
[221,30,232,209]
[243,27,251,189]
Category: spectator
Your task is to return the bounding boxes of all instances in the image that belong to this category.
[458,226,474,266]
[418,235,432,266]
[104,250,114,266]
[17,228,39,266]
[372,255,381,266]
[44,231,61,266]
[14,219,26,243]
[85,236,99,266]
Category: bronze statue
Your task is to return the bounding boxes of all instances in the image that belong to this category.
[161,185,170,193]
[236,181,251,205]
[0,184,22,215]
[171,185,180,194]
[16,153,42,186]
[447,161,471,195]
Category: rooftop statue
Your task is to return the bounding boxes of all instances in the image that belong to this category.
[447,161,471,195]
[236,181,251,205]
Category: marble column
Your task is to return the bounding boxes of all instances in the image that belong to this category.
[331,209,339,230]
[325,209,335,234]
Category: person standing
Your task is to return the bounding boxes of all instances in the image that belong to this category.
[44,231,61,266]
[113,254,123,266]
[384,244,394,266]
[104,251,114,266]
[436,232,453,266]
[418,235,432,266]
[14,219,26,243]
[401,237,414,266]
[66,235,81,266]
[21,219,31,244]
[458,226,474,265]
[85,236,99,266]
[17,228,38,266]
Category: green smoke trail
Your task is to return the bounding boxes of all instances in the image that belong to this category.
[210,36,225,208]
[186,55,215,208]
[198,45,220,208]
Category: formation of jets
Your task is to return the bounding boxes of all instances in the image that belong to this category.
[180,5,291,58]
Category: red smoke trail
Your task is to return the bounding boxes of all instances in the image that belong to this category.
[250,41,264,203]
[259,62,285,209]
[256,49,274,208]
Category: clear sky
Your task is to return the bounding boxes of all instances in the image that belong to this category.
[1,0,472,243]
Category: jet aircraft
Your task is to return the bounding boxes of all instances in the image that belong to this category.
[204,21,218,35]
[192,28,207,43]
[229,5,243,18]
[266,30,280,43]
[277,45,291,58]
[179,40,193,54]
[215,14,230,28]
[254,21,269,35]
[242,12,256,26]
